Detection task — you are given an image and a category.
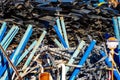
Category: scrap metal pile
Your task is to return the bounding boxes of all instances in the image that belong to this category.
[0,0,120,80]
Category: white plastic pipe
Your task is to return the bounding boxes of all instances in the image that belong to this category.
[57,63,66,80]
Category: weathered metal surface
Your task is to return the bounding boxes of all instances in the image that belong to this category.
[0,0,120,80]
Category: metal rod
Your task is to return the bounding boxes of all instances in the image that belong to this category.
[0,26,17,66]
[11,25,33,65]
[22,30,47,70]
[57,63,65,80]
[21,66,40,78]
[99,0,105,3]
[1,25,33,79]
[53,38,64,48]
[16,40,37,66]
[117,17,120,30]
[66,40,85,73]
[37,47,76,52]
[2,27,19,66]
[0,44,22,80]
[65,64,82,68]
[117,17,120,65]
[0,26,16,47]
[54,25,68,48]
[0,62,8,77]
[0,22,7,42]
[69,40,96,80]
[60,17,69,47]
[112,17,120,64]
[111,49,114,80]
[56,17,62,36]
[3,27,19,50]
[112,17,120,41]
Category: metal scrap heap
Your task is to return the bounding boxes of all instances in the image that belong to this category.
[0,0,120,80]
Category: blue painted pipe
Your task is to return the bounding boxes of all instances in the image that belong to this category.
[0,26,17,66]
[53,38,64,48]
[0,50,16,77]
[0,62,8,77]
[3,27,19,65]
[3,27,19,50]
[16,40,37,66]
[66,40,85,73]
[11,25,33,65]
[1,25,33,79]
[112,17,120,46]
[1,41,36,78]
[54,25,68,48]
[117,17,120,30]
[112,17,120,64]
[0,22,7,42]
[0,27,19,67]
[100,50,120,80]
[22,30,46,70]
[0,26,16,46]
[60,17,69,48]
[69,40,96,80]
[99,0,105,3]
[0,49,16,70]
[117,17,120,64]
[56,17,62,36]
